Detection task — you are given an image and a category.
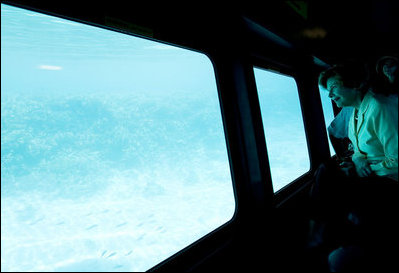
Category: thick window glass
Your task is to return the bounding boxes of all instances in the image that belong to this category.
[1,5,235,272]
[253,67,310,192]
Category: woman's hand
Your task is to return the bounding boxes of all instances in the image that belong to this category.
[353,158,373,177]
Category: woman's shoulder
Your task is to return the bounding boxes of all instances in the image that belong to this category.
[364,92,398,120]
[369,91,398,108]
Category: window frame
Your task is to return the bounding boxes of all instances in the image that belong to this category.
[252,65,311,193]
[249,57,331,204]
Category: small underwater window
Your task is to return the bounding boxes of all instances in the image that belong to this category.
[253,67,310,192]
[1,4,235,272]
[319,86,337,156]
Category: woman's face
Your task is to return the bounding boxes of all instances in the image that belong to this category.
[326,76,361,108]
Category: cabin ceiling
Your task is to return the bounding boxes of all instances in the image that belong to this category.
[4,1,399,65]
[241,1,399,64]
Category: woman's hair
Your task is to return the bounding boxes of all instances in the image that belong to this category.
[319,61,370,93]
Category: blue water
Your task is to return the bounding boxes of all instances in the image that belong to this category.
[1,4,235,271]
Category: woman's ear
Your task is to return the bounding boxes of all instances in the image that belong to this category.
[382,65,390,77]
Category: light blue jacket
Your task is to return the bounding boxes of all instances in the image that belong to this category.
[348,92,398,181]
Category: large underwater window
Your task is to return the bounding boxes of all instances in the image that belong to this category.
[253,67,310,192]
[1,4,235,272]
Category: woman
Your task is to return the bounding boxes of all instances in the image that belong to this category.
[309,61,398,270]
[319,62,398,180]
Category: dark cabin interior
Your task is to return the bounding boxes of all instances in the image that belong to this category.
[2,1,398,271]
